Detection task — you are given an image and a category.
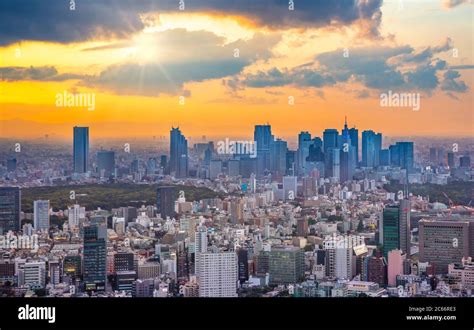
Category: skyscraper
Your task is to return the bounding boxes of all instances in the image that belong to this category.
[114,252,135,272]
[323,129,338,155]
[325,148,340,180]
[282,176,297,201]
[460,155,471,168]
[197,252,238,297]
[73,126,89,174]
[396,142,414,173]
[297,131,311,176]
[270,138,288,176]
[379,149,390,166]
[269,246,304,284]
[447,152,455,168]
[0,187,21,234]
[340,118,356,182]
[389,144,400,166]
[367,250,387,287]
[254,124,272,176]
[362,130,382,167]
[237,249,249,284]
[381,200,411,258]
[348,127,359,164]
[83,224,107,292]
[96,150,115,178]
[419,219,471,273]
[170,127,188,178]
[33,200,50,231]
[157,186,176,220]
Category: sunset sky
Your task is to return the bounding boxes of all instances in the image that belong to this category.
[0,0,473,141]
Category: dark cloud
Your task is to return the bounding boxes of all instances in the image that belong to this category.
[390,38,452,64]
[0,66,85,81]
[0,0,150,46]
[0,0,384,45]
[237,45,468,94]
[405,60,446,91]
[440,70,468,92]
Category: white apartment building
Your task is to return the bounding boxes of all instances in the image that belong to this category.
[197,252,237,297]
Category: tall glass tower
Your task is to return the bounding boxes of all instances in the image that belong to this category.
[83,224,107,292]
[73,126,89,173]
[254,124,272,176]
[170,127,188,178]
[0,187,20,234]
[362,130,382,168]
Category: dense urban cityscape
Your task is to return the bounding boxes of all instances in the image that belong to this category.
[0,119,473,298]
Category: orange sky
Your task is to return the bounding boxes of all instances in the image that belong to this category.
[0,2,473,140]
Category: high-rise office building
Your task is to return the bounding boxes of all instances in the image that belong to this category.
[227,159,240,177]
[68,204,85,229]
[367,250,387,287]
[170,127,188,178]
[33,200,50,231]
[447,152,455,168]
[396,142,414,172]
[381,200,411,258]
[323,238,342,279]
[340,118,356,182]
[419,219,471,273]
[0,187,21,234]
[237,249,249,284]
[194,225,208,277]
[325,148,340,180]
[269,246,304,284]
[379,149,390,166]
[73,126,89,174]
[323,129,338,155]
[270,138,288,176]
[97,150,115,177]
[156,186,176,220]
[286,150,296,176]
[114,252,136,292]
[282,176,297,201]
[209,160,222,180]
[437,147,445,166]
[297,131,312,176]
[348,127,359,164]
[194,226,208,255]
[83,224,107,291]
[254,125,272,176]
[114,252,135,272]
[362,130,382,167]
[160,155,168,172]
[197,252,238,297]
[389,144,400,166]
[460,155,471,168]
